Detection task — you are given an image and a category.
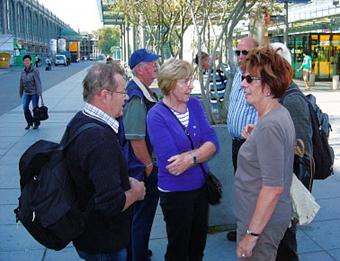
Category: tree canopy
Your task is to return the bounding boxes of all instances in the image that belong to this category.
[95,27,120,55]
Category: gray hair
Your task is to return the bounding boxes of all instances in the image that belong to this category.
[270,42,292,65]
[83,63,124,102]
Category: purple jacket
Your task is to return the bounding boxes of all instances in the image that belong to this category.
[147,97,219,192]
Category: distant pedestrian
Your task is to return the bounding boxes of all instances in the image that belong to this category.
[194,51,227,106]
[106,56,113,64]
[19,54,42,130]
[35,55,41,68]
[45,57,52,71]
[298,50,312,90]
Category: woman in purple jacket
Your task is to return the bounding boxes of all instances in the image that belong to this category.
[147,59,219,261]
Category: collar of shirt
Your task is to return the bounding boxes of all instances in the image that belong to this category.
[82,102,119,134]
[132,76,156,102]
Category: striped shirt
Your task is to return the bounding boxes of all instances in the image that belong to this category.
[171,108,189,127]
[227,69,258,139]
[82,102,119,134]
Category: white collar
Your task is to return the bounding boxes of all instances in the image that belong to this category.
[82,103,119,134]
[132,76,156,102]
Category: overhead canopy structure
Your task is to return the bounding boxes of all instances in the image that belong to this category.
[97,0,124,25]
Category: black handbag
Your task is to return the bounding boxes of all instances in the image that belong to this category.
[160,102,222,205]
[33,96,49,121]
[205,171,223,205]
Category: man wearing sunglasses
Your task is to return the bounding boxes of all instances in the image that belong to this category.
[226,36,259,242]
[123,48,160,261]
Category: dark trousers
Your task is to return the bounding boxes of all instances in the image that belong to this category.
[276,223,299,261]
[232,139,246,173]
[22,94,40,127]
[160,186,209,261]
[130,168,159,261]
[76,248,127,261]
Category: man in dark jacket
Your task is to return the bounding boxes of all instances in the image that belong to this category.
[271,42,313,261]
[66,63,145,261]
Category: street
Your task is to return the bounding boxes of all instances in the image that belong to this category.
[0,61,94,116]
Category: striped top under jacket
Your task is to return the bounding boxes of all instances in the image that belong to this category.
[227,69,258,139]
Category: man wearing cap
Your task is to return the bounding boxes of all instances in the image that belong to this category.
[123,48,160,261]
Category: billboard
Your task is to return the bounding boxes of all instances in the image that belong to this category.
[69,41,79,52]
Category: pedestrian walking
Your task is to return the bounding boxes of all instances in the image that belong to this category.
[298,50,312,90]
[19,54,42,130]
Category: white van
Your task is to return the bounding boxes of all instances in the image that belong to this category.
[54,54,67,66]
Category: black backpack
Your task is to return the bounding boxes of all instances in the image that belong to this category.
[14,123,100,250]
[281,88,334,180]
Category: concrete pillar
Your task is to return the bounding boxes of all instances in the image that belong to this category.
[208,125,235,230]
[333,75,339,90]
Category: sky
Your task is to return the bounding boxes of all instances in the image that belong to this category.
[37,0,103,33]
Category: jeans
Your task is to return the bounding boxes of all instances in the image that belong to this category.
[160,186,209,261]
[76,248,127,261]
[22,94,40,127]
[130,167,159,261]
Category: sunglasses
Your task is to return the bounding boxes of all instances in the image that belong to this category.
[235,50,249,56]
[241,75,262,84]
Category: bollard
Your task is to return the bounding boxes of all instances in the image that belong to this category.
[333,75,339,90]
[309,72,315,86]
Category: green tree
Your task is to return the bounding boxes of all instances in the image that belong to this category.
[96,27,120,55]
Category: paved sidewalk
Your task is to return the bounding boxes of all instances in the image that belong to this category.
[0,66,340,260]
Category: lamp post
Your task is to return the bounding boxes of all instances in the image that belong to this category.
[284,1,289,45]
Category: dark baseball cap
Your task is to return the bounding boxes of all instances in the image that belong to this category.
[128,48,160,69]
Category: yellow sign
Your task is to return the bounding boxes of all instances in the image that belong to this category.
[69,42,79,52]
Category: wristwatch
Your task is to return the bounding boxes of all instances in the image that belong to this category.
[246,229,260,237]
[192,154,197,164]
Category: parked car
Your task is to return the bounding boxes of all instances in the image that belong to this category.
[54,54,67,66]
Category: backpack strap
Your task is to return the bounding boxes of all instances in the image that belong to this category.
[280,85,304,104]
[60,123,103,149]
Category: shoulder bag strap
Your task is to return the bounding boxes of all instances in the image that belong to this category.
[40,95,44,107]
[159,102,208,176]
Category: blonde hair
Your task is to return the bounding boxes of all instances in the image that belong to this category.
[157,59,194,96]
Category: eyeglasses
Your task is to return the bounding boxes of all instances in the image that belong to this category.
[241,75,262,84]
[178,78,194,86]
[235,50,249,56]
[107,89,127,96]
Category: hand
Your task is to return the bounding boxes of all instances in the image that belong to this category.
[241,124,255,139]
[236,234,258,258]
[166,153,193,176]
[129,177,145,201]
